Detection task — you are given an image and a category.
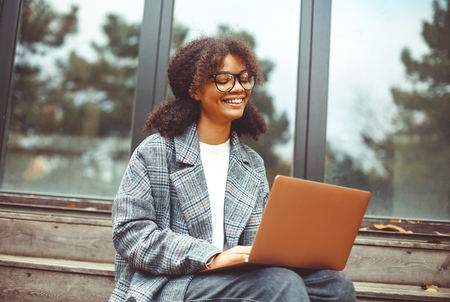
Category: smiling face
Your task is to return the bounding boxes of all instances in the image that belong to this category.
[192,54,251,130]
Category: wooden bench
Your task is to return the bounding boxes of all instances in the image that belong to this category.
[1,200,449,301]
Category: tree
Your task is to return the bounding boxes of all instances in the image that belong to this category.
[351,0,450,218]
[392,0,450,144]
[53,14,141,137]
[10,0,78,135]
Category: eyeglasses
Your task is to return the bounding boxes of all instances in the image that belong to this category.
[209,71,256,92]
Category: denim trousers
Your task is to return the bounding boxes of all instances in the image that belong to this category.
[184,266,356,302]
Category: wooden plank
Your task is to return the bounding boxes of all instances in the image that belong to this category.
[0,210,111,227]
[0,202,111,219]
[361,218,450,236]
[344,244,450,287]
[354,237,450,251]
[0,265,114,302]
[0,192,113,211]
[353,282,450,302]
[0,217,116,263]
[0,254,114,276]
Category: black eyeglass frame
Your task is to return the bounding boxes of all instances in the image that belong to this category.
[208,71,256,92]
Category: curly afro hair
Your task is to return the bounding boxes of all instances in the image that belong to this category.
[144,36,268,140]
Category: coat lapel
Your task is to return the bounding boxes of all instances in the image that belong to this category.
[170,125,213,243]
[224,133,262,247]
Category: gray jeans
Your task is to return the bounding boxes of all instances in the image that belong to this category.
[184,267,356,302]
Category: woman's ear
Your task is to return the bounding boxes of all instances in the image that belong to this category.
[189,89,202,101]
[191,91,202,101]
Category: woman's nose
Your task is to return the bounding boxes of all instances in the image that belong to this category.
[230,77,244,93]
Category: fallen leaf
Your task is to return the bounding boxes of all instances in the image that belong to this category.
[435,231,450,236]
[374,224,413,233]
[406,219,417,224]
[420,282,439,292]
[428,285,439,291]
[66,204,75,209]
[427,239,441,244]
[390,219,402,223]
[359,227,370,231]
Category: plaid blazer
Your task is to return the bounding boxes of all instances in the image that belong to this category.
[109,124,270,302]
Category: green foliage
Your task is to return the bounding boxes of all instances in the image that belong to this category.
[10,0,78,135]
[393,0,450,143]
[11,0,139,138]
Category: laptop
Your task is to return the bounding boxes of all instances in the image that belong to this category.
[201,175,371,273]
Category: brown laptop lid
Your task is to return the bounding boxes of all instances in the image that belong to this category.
[249,175,371,271]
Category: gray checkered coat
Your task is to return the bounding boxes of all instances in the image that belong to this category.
[109,124,270,302]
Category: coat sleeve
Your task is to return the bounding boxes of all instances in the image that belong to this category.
[111,143,221,277]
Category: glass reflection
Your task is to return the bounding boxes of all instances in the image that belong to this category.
[326,0,450,220]
[171,0,300,186]
[2,0,144,197]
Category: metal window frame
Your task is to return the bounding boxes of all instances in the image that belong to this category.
[0,0,22,174]
[293,0,332,182]
[130,0,174,153]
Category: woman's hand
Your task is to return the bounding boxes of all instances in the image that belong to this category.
[208,245,252,269]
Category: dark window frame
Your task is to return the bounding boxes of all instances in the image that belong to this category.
[0,0,448,231]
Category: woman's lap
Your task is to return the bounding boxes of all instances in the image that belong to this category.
[184,267,356,302]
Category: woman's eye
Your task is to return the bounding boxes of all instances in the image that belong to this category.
[216,75,231,84]
[240,75,249,83]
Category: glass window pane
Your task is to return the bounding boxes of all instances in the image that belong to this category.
[326,0,450,220]
[171,0,300,185]
[2,0,144,197]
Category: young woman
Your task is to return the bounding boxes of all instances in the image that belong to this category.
[110,36,356,302]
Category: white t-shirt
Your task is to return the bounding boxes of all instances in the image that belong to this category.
[199,139,230,251]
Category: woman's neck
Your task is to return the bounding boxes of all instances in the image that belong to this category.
[197,119,231,145]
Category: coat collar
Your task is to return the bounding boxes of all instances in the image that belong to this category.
[171,124,261,246]
[174,124,251,167]
[173,124,202,166]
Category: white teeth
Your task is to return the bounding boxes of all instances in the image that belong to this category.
[224,99,243,104]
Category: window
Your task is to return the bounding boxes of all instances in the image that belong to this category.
[1,0,144,198]
[325,0,450,221]
[1,0,448,224]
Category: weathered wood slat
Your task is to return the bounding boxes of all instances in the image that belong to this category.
[360,218,450,236]
[353,282,450,302]
[0,192,113,211]
[0,254,114,276]
[0,265,114,302]
[0,217,115,263]
[1,255,449,302]
[354,237,450,251]
[344,243,450,287]
[0,209,111,226]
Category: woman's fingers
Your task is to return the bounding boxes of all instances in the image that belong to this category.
[209,245,252,269]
